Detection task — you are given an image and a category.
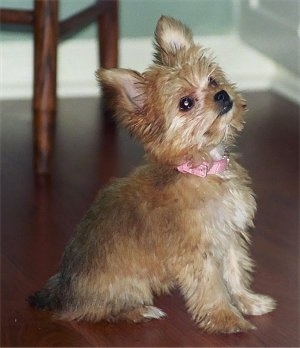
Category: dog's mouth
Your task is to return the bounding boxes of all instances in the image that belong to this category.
[214,90,233,116]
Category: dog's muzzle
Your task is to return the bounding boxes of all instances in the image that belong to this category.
[214,90,233,116]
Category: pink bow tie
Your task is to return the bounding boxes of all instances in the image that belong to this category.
[177,156,229,178]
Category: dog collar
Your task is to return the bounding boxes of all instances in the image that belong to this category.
[177,155,229,178]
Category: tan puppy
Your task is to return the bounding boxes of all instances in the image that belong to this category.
[29,16,276,334]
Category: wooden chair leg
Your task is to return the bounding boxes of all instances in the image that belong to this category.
[98,0,119,68]
[33,0,58,174]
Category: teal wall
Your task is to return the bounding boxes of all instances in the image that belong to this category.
[1,0,235,41]
[120,0,234,37]
[239,0,299,75]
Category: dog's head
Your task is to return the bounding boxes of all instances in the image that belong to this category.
[97,16,247,166]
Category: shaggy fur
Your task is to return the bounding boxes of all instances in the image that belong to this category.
[28,16,276,333]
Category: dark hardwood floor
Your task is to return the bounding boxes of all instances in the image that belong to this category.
[1,92,299,347]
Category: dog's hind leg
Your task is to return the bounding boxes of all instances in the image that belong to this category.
[105,278,167,323]
[58,277,167,323]
[108,305,167,323]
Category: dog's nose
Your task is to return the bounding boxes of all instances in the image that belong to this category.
[214,90,233,115]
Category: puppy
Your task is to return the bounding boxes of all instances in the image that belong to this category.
[29,16,276,333]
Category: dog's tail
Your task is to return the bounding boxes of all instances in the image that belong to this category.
[27,273,62,311]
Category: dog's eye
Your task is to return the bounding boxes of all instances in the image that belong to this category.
[208,76,218,87]
[179,96,195,111]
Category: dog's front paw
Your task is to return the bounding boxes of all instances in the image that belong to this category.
[197,307,256,334]
[234,292,276,316]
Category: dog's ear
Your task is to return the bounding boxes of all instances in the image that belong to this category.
[97,68,145,113]
[154,15,194,66]
[97,68,150,138]
[97,68,165,146]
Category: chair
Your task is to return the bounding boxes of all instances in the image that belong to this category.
[0,0,118,174]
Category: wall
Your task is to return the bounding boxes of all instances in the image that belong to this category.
[1,0,299,102]
[1,0,235,41]
[239,0,299,75]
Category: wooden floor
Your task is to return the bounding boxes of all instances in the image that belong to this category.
[1,92,299,347]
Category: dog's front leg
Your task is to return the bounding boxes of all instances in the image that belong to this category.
[223,242,276,316]
[177,252,255,333]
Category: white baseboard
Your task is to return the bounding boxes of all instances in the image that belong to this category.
[1,35,299,104]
